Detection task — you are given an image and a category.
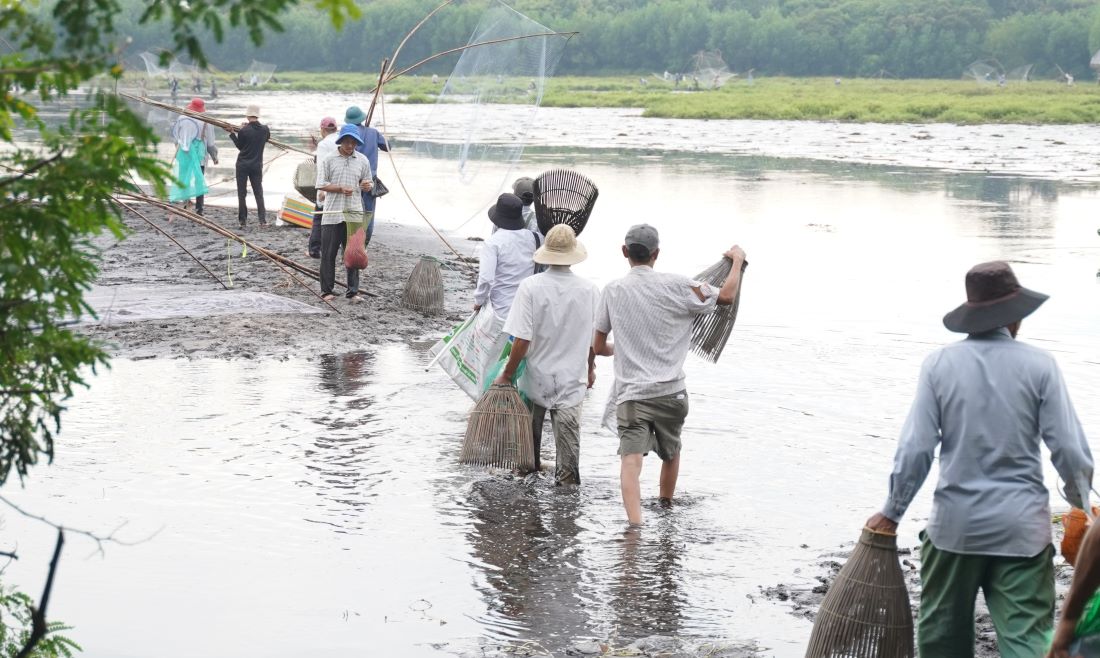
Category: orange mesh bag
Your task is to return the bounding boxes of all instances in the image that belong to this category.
[1062,507,1098,566]
[344,226,368,270]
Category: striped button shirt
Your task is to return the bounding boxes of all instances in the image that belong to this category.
[596,265,716,404]
[319,151,372,225]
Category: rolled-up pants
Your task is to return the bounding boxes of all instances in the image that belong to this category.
[918,530,1054,658]
[530,402,581,485]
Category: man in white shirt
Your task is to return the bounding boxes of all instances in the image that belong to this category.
[494,225,599,484]
[594,224,746,524]
[473,193,541,321]
[309,116,338,259]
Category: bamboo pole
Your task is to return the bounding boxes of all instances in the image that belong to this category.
[118,92,314,157]
[364,58,389,128]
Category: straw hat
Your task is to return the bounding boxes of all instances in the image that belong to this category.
[186,97,205,113]
[942,261,1048,334]
[534,224,587,266]
[245,104,260,118]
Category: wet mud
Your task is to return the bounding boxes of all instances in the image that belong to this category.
[80,205,477,359]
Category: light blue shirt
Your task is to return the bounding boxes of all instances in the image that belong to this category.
[883,328,1093,557]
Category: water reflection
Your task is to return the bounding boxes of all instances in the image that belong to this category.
[610,520,686,640]
[299,351,379,528]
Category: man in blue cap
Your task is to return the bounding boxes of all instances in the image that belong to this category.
[316,124,373,301]
[343,105,389,245]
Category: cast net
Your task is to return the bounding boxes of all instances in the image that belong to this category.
[1092,49,1100,72]
[1006,64,1033,82]
[963,59,1002,83]
[245,60,277,86]
[406,0,570,229]
[690,49,736,89]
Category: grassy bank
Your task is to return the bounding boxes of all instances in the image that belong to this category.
[165,72,1100,124]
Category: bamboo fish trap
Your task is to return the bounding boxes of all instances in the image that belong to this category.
[805,528,914,658]
[532,169,599,237]
[690,256,748,363]
[460,385,536,472]
[402,256,444,315]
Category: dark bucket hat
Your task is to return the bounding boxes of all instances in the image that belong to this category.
[487,193,526,231]
[942,261,1048,334]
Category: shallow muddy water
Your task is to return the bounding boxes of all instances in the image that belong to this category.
[5,95,1100,656]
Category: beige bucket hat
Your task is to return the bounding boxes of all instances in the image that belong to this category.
[534,224,587,266]
[245,104,261,118]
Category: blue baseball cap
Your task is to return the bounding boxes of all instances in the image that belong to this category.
[336,124,363,145]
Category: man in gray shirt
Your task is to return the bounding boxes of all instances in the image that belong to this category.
[593,224,746,525]
[866,261,1093,657]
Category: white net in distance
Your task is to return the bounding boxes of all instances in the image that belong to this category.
[690,49,736,89]
[408,1,570,229]
[245,60,277,86]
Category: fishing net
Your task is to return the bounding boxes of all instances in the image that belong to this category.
[408,0,570,228]
[963,60,1002,84]
[1092,49,1100,72]
[245,60,277,86]
[1006,64,1033,83]
[137,51,168,78]
[690,49,736,89]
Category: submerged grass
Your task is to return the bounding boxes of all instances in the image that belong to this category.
[155,72,1100,124]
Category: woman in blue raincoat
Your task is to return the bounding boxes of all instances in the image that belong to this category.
[169,97,213,208]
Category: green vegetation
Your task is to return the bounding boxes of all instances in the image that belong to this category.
[221,72,1100,124]
[116,0,1100,81]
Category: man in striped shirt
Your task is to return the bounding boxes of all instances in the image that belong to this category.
[593,224,746,525]
[317,124,372,301]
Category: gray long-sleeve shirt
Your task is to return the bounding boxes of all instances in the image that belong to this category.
[883,328,1093,557]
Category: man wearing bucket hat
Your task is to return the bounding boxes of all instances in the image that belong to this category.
[343,105,388,244]
[593,225,746,525]
[493,225,600,484]
[866,261,1093,658]
[473,193,541,321]
[316,124,373,301]
[228,104,270,227]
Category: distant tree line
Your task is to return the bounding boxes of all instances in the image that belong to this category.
[111,0,1100,80]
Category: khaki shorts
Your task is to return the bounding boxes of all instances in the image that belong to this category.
[616,391,689,461]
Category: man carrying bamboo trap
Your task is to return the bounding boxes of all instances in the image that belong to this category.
[316,124,372,302]
[866,261,1093,658]
[593,225,746,524]
[492,225,599,485]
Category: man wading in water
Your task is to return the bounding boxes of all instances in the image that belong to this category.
[493,225,600,484]
[593,224,746,525]
[866,261,1093,658]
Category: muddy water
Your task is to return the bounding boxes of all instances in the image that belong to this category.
[5,96,1100,657]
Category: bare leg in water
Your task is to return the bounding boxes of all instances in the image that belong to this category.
[621,454,644,524]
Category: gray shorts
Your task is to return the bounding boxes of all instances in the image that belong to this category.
[616,390,689,461]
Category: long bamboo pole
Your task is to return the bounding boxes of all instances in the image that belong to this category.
[364,58,389,128]
[118,92,314,157]
[109,198,229,290]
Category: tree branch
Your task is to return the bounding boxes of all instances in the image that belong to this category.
[0,493,162,556]
[0,151,65,190]
[14,528,63,658]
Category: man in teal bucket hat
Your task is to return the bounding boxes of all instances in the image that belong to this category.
[343,105,388,245]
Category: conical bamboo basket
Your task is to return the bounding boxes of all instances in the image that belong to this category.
[690,256,748,363]
[805,528,914,657]
[460,385,536,472]
[401,256,444,315]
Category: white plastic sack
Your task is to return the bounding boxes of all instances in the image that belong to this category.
[429,307,510,401]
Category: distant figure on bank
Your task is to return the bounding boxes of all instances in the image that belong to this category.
[593,225,746,525]
[494,225,600,485]
[228,104,270,228]
[1066,72,1076,86]
[432,74,439,85]
[309,116,339,259]
[343,105,389,245]
[317,124,372,302]
[210,78,218,98]
[169,76,179,101]
[1050,522,1100,656]
[866,261,1093,658]
[511,176,537,233]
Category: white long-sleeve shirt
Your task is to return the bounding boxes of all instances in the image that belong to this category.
[474,227,540,320]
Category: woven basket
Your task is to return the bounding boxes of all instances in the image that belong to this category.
[460,385,535,472]
[689,256,748,363]
[805,528,914,658]
[402,256,444,315]
[532,169,599,237]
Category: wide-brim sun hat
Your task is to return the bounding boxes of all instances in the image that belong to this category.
[336,124,364,145]
[245,104,260,118]
[344,105,367,125]
[534,224,587,266]
[187,97,205,113]
[942,260,1048,334]
[487,193,526,231]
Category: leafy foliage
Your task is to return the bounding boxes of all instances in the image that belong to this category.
[0,0,356,487]
[0,587,80,658]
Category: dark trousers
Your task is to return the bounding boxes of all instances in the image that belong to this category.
[320,222,360,297]
[195,165,206,214]
[235,163,265,224]
[308,203,323,257]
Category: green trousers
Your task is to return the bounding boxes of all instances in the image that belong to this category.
[918,530,1054,658]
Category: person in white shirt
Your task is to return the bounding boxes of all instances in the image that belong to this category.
[473,193,541,321]
[512,176,538,233]
[494,225,599,484]
[309,116,339,258]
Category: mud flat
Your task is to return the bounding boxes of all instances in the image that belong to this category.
[79,205,478,360]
